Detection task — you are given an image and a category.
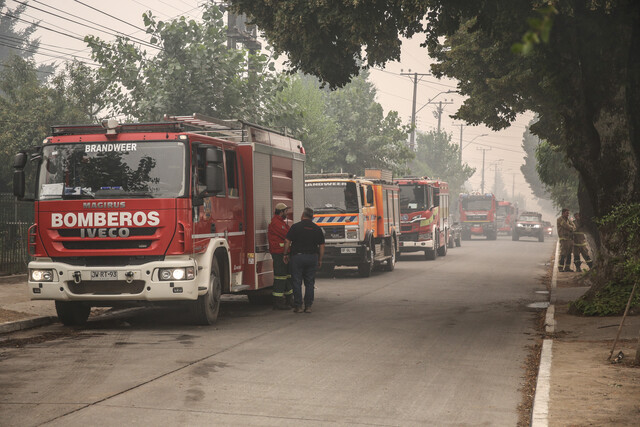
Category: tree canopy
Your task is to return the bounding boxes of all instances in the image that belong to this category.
[85,3,284,121]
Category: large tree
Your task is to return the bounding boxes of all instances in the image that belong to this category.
[231,0,640,302]
[0,57,92,191]
[0,0,39,62]
[265,72,413,175]
[85,3,284,121]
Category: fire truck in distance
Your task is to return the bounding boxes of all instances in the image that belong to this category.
[395,177,450,260]
[13,114,305,326]
[304,169,400,277]
[497,200,518,235]
[459,192,498,240]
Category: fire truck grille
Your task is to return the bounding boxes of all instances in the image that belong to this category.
[57,228,157,237]
[67,280,145,295]
[401,225,413,233]
[466,214,487,221]
[400,232,418,241]
[322,225,345,240]
[53,256,164,266]
[62,240,152,250]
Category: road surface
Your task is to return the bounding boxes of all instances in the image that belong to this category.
[0,235,553,426]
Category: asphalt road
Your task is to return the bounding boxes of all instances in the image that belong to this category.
[0,235,554,426]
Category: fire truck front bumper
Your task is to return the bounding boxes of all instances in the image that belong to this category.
[399,239,434,252]
[322,244,367,266]
[26,257,200,302]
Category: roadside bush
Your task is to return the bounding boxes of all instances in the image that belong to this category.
[569,203,640,316]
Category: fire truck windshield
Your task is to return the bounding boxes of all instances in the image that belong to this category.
[37,141,186,200]
[398,184,427,213]
[305,181,359,213]
[461,197,493,211]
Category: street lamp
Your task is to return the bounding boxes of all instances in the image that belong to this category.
[415,90,457,115]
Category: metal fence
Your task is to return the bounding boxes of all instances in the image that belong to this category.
[0,193,33,275]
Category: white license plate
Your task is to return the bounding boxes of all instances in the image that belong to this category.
[341,248,357,254]
[91,270,118,280]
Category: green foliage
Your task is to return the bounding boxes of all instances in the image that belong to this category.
[85,3,284,121]
[511,5,558,55]
[570,281,640,316]
[0,57,91,191]
[534,139,578,211]
[266,72,413,176]
[410,130,475,197]
[0,1,40,62]
[571,203,640,315]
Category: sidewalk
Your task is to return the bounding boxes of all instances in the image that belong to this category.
[0,274,58,333]
[533,244,640,426]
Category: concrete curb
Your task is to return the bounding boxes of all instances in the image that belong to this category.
[0,316,56,334]
[531,240,559,427]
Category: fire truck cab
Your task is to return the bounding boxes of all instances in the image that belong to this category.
[497,200,518,235]
[304,169,400,277]
[459,192,498,240]
[395,177,450,260]
[13,114,305,326]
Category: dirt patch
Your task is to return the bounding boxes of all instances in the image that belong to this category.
[0,308,34,323]
[549,339,640,426]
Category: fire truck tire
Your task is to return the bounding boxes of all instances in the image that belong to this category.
[358,241,375,277]
[538,232,545,242]
[193,259,222,325]
[424,234,437,260]
[384,238,396,272]
[55,301,90,326]
[437,236,447,257]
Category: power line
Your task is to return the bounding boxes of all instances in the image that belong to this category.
[72,0,147,33]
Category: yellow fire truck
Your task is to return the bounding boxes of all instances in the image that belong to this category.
[305,169,400,277]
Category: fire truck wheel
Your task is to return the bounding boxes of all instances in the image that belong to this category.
[437,236,447,257]
[358,242,374,277]
[193,260,222,325]
[538,232,545,242]
[424,234,437,260]
[384,239,396,272]
[55,301,90,326]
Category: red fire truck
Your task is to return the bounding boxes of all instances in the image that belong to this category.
[497,200,518,235]
[395,177,450,260]
[13,114,305,326]
[459,192,498,240]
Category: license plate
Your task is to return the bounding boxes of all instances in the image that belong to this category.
[91,270,118,280]
[341,248,356,254]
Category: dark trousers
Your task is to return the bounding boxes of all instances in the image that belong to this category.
[271,253,292,297]
[290,253,318,307]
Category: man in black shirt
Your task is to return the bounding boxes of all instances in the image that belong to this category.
[283,207,325,313]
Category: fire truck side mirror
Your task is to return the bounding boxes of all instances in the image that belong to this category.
[205,147,225,195]
[13,152,27,199]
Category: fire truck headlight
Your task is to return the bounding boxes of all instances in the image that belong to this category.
[30,269,54,282]
[159,267,195,281]
[533,224,541,228]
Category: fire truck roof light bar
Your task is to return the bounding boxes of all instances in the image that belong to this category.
[305,173,355,179]
[51,121,184,136]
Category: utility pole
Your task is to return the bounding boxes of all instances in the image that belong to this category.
[489,160,504,196]
[401,71,430,151]
[455,124,465,165]
[477,147,492,193]
[433,100,454,133]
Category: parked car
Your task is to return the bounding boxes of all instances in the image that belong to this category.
[512,211,545,242]
[543,220,553,236]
